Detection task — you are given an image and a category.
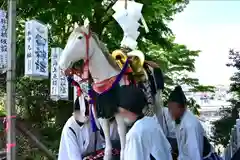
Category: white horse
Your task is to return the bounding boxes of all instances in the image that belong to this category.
[58,24,164,160]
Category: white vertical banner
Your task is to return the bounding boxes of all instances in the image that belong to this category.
[50,48,59,101]
[25,20,48,79]
[50,48,68,101]
[0,10,7,71]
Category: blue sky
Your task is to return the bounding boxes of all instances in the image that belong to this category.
[169,1,240,86]
[178,1,240,25]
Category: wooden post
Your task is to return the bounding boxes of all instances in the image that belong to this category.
[6,0,17,159]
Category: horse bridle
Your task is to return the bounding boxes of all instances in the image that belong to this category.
[81,31,91,76]
[69,30,92,83]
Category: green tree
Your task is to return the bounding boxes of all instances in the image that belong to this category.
[211,49,240,146]
[147,41,215,114]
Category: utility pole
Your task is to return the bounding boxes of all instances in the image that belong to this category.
[6,0,17,159]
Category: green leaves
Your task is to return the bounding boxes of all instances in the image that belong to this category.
[187,97,200,116]
[211,49,240,146]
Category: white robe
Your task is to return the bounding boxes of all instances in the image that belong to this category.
[109,120,119,140]
[157,107,176,138]
[124,116,172,160]
[176,110,213,160]
[58,116,104,160]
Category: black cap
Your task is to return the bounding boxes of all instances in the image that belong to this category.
[118,85,147,115]
[168,85,187,106]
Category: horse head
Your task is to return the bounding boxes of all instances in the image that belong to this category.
[59,22,121,81]
[58,23,94,74]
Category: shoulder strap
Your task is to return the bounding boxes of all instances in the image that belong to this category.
[69,127,77,139]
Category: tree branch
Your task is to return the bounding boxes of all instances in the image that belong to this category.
[105,0,117,12]
[91,0,116,35]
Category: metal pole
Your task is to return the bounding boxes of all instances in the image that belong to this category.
[6,0,16,159]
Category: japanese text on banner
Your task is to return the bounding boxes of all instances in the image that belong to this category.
[0,10,7,71]
[50,48,68,101]
[25,20,48,79]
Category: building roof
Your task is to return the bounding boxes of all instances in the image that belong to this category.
[199,105,231,112]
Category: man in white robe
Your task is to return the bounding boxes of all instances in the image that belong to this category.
[156,107,178,158]
[58,95,104,160]
[168,85,222,160]
[118,85,172,160]
[157,107,176,138]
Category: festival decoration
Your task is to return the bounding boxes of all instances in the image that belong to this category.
[50,47,68,101]
[25,20,48,79]
[71,74,100,130]
[112,0,148,50]
[0,10,7,71]
[73,74,82,100]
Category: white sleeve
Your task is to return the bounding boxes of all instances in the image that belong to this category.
[156,107,166,135]
[186,126,202,160]
[96,131,105,150]
[110,121,120,140]
[151,129,172,160]
[124,134,145,160]
[63,128,83,160]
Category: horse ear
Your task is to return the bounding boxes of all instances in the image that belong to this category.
[74,22,79,29]
[84,18,90,34]
[84,18,90,28]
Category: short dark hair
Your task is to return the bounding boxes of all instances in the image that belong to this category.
[168,85,187,107]
[118,85,147,115]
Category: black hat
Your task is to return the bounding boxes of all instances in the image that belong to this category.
[118,85,147,115]
[168,85,187,106]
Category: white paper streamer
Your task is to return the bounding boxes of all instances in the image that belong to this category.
[25,20,48,79]
[50,47,69,101]
[112,0,148,50]
[0,10,7,72]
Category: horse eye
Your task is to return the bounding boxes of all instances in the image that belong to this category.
[78,35,83,40]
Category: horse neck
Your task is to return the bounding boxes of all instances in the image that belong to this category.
[89,40,120,83]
